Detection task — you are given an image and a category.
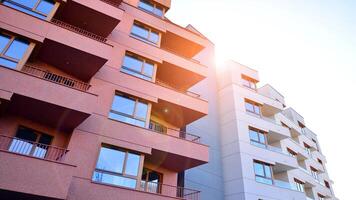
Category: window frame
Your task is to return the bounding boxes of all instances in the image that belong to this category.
[92,145,144,189]
[249,127,267,148]
[138,0,165,18]
[245,99,261,116]
[287,148,297,158]
[253,160,273,185]
[141,167,163,193]
[131,22,161,45]
[310,167,319,180]
[109,93,150,127]
[241,74,257,90]
[121,52,156,81]
[0,32,30,68]
[2,0,56,19]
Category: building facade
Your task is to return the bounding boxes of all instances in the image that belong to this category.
[0,0,213,200]
[186,60,337,200]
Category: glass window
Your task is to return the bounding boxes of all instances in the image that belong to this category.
[245,99,261,116]
[249,127,267,148]
[254,161,273,185]
[109,94,149,128]
[131,22,160,45]
[0,34,11,52]
[121,53,156,81]
[36,0,55,15]
[93,146,142,189]
[138,0,164,17]
[141,168,163,193]
[0,33,30,69]
[96,147,125,173]
[241,75,257,90]
[5,39,29,60]
[125,153,140,176]
[2,0,55,19]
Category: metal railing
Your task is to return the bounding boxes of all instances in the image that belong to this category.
[156,79,201,99]
[148,121,201,143]
[22,65,91,91]
[99,0,122,7]
[0,135,68,162]
[139,180,200,200]
[51,18,108,43]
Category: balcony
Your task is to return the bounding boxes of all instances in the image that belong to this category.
[149,121,200,143]
[0,135,75,200]
[79,115,208,172]
[68,176,199,200]
[54,0,124,37]
[0,65,97,131]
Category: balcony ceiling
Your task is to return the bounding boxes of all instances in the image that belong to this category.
[55,0,121,37]
[145,149,207,172]
[156,61,205,91]
[161,31,204,58]
[6,94,90,132]
[151,99,206,127]
[38,39,107,81]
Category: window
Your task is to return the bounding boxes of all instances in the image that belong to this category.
[287,148,297,158]
[2,0,55,20]
[245,99,261,115]
[9,126,53,158]
[317,158,323,165]
[138,0,165,17]
[109,94,149,127]
[140,168,163,193]
[0,33,29,69]
[324,181,330,189]
[131,22,160,45]
[318,194,325,200]
[294,178,305,192]
[254,161,273,185]
[249,127,267,148]
[92,145,142,189]
[304,143,311,155]
[121,53,155,81]
[310,167,318,180]
[241,74,257,90]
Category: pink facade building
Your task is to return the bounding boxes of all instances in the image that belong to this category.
[0,0,214,199]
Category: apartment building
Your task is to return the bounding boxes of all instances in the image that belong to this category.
[0,0,214,200]
[186,60,337,200]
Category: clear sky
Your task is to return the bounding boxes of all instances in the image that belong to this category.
[167,0,355,199]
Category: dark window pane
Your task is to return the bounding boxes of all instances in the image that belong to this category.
[5,39,29,60]
[38,134,53,145]
[36,0,55,15]
[15,127,37,141]
[96,147,125,173]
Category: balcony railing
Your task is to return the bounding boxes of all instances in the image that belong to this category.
[156,79,202,99]
[148,121,201,143]
[99,0,122,7]
[22,65,91,92]
[139,180,200,200]
[274,179,298,191]
[51,18,108,43]
[0,135,68,162]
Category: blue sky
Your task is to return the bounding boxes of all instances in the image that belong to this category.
[167,1,356,199]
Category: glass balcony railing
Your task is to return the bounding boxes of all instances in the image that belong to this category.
[274,180,298,191]
[306,197,315,200]
[250,141,292,157]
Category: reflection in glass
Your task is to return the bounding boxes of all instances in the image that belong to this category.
[96,147,125,173]
[92,171,137,189]
[5,39,29,60]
